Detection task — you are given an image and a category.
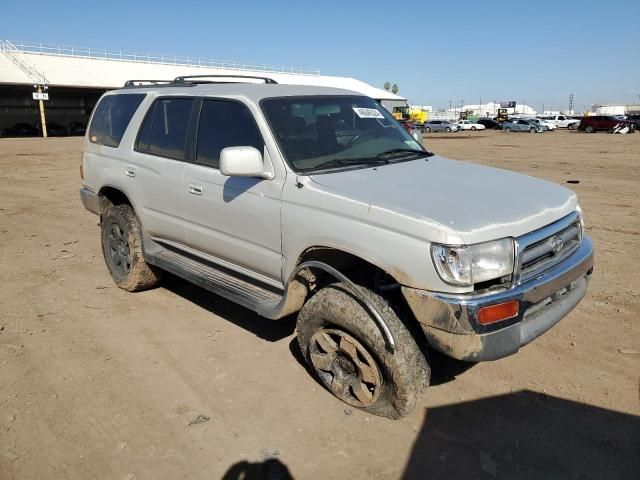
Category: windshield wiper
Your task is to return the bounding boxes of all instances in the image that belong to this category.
[375,148,434,159]
[299,157,390,173]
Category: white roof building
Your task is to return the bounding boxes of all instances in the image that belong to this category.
[0,40,405,104]
[590,103,626,116]
[450,102,538,117]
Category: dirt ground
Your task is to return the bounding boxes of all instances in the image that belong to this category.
[1,130,638,480]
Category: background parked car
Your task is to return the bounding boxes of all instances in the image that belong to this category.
[455,120,485,131]
[539,114,580,129]
[502,119,544,133]
[38,122,67,137]
[567,117,583,130]
[529,118,558,131]
[476,118,501,130]
[68,122,87,136]
[423,120,459,132]
[578,115,636,133]
[5,122,40,137]
[624,114,640,129]
[399,120,423,142]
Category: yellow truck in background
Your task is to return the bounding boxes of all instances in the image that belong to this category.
[392,106,428,125]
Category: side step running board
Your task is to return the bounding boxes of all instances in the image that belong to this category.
[144,239,283,315]
[142,236,397,350]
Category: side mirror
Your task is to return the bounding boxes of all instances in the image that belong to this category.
[219,146,265,178]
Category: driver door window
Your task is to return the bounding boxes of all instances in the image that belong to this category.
[196,100,264,168]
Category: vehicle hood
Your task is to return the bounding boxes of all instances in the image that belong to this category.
[308,155,577,244]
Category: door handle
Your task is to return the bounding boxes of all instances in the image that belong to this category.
[125,167,136,177]
[188,184,203,195]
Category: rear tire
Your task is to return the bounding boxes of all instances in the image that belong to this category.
[505,127,512,132]
[424,127,431,133]
[101,204,162,292]
[296,283,429,419]
[471,126,476,131]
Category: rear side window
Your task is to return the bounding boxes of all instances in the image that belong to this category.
[196,100,263,169]
[89,94,145,147]
[136,98,193,160]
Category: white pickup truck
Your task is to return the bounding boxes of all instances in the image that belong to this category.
[540,115,581,129]
[80,76,594,418]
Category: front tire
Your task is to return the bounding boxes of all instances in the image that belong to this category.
[424,127,431,133]
[505,127,512,132]
[471,126,476,131]
[296,283,429,419]
[445,127,451,132]
[101,204,162,292]
[585,126,595,133]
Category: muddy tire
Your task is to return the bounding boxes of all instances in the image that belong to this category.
[101,204,162,292]
[296,283,429,419]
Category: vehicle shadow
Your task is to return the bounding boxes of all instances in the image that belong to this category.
[402,390,640,479]
[162,273,295,342]
[222,176,263,203]
[221,458,293,480]
[427,349,476,386]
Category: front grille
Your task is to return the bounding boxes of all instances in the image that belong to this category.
[516,213,582,283]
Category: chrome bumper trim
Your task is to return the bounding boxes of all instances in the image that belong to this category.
[403,235,594,361]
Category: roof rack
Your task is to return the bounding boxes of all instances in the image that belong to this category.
[173,74,278,84]
[123,79,179,88]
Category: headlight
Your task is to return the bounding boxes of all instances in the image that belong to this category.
[431,238,515,287]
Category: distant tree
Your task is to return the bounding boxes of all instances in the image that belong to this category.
[384,81,391,91]
[391,83,399,94]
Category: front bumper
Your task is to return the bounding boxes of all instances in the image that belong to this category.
[403,235,594,361]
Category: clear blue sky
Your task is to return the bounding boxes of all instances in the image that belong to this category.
[2,0,639,111]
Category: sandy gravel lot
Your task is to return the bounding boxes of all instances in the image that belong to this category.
[1,130,638,479]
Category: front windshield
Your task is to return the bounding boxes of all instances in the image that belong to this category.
[261,95,427,173]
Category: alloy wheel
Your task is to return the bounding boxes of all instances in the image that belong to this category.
[107,222,131,277]
[309,328,383,408]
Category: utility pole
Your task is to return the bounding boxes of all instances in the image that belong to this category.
[569,93,574,114]
[36,84,47,138]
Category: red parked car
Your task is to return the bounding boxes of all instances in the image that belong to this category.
[578,115,635,133]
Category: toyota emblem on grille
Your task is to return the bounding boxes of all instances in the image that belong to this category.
[551,235,564,254]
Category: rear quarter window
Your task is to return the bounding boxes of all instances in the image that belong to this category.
[89,94,146,148]
[136,97,194,161]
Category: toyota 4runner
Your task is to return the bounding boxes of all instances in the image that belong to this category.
[80,75,594,418]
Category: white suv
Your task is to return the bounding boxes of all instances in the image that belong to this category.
[80,75,594,418]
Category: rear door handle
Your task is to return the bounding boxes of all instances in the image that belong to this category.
[125,167,136,177]
[188,184,203,195]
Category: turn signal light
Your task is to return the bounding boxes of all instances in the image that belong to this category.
[477,300,519,325]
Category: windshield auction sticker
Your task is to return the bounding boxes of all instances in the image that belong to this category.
[352,107,385,119]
